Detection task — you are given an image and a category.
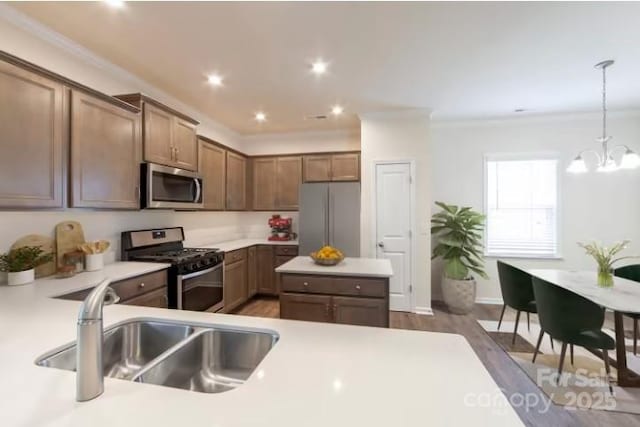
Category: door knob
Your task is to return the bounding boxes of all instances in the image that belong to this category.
[377,242,384,248]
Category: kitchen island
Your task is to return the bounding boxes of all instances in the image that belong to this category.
[0,262,523,427]
[276,256,393,327]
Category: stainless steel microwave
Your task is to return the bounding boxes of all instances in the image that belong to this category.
[141,163,204,209]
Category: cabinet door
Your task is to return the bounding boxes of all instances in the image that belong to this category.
[70,90,141,209]
[333,296,388,327]
[331,153,360,181]
[226,151,247,210]
[247,246,257,298]
[256,245,275,294]
[280,293,332,323]
[252,157,277,210]
[173,117,198,171]
[0,61,64,208]
[198,140,226,210]
[121,287,168,308]
[143,103,174,167]
[224,259,248,312]
[276,156,302,210]
[303,155,332,182]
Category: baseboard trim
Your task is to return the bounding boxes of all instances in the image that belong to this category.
[475,297,504,305]
[414,306,434,316]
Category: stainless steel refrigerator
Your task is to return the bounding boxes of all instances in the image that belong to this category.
[299,182,360,257]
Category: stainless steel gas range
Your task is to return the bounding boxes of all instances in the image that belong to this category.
[121,227,224,312]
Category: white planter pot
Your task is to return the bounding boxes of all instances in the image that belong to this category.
[442,275,476,314]
[7,269,35,286]
[85,253,104,272]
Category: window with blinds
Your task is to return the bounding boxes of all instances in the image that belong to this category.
[485,156,559,258]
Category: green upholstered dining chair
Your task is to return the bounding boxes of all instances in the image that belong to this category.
[497,260,553,347]
[614,264,640,355]
[531,277,615,393]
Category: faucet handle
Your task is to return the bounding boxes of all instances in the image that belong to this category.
[104,287,120,305]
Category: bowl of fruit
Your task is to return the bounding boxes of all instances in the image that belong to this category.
[310,245,345,266]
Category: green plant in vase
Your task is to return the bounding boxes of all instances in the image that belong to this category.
[577,240,637,288]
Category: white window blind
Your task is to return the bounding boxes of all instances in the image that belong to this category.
[485,157,559,258]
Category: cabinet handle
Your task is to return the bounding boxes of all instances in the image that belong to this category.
[303,281,309,287]
[139,283,145,289]
[355,284,361,290]
[175,147,180,161]
[325,303,331,318]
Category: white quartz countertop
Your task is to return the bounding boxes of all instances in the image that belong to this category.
[276,256,394,278]
[0,261,523,427]
[199,238,298,252]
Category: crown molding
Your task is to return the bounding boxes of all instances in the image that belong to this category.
[358,108,433,121]
[242,127,360,143]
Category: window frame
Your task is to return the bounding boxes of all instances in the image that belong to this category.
[483,152,562,260]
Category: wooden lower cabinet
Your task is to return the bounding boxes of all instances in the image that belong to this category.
[247,246,257,297]
[333,296,387,327]
[56,270,168,309]
[279,273,389,327]
[280,293,332,323]
[256,245,276,294]
[223,257,248,313]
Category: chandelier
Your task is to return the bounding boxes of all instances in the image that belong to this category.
[567,60,640,173]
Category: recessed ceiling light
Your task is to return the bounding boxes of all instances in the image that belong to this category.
[255,112,266,122]
[207,74,223,87]
[331,105,344,116]
[104,0,125,8]
[311,60,328,75]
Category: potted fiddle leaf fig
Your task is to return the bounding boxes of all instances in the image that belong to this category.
[0,246,53,286]
[431,202,488,314]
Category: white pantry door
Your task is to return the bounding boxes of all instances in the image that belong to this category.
[375,162,412,312]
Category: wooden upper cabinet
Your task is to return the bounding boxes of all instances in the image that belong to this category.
[303,153,360,182]
[226,151,247,210]
[331,153,360,181]
[252,157,277,210]
[0,60,64,208]
[172,117,198,171]
[276,156,302,210]
[70,90,141,209]
[303,155,332,182]
[116,94,199,171]
[198,139,226,210]
[143,103,173,167]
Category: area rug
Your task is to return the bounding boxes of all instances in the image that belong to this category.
[479,319,640,415]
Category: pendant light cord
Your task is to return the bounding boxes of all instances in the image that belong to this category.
[602,63,607,142]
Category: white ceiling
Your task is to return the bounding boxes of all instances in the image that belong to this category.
[10,1,640,135]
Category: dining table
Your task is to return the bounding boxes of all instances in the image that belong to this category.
[528,269,640,388]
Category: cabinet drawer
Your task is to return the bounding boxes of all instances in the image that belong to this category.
[225,248,247,264]
[281,274,334,294]
[274,245,298,256]
[112,270,168,301]
[120,287,168,308]
[332,277,387,298]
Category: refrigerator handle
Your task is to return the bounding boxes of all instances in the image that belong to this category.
[326,186,331,246]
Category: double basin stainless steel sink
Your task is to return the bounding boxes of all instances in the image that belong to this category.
[35,319,279,393]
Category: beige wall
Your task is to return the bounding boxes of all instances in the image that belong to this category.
[430,112,640,303]
[241,129,360,156]
[360,111,432,313]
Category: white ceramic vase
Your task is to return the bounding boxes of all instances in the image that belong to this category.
[442,275,476,314]
[7,269,35,286]
[85,253,104,272]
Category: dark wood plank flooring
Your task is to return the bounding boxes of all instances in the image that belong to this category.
[233,297,640,427]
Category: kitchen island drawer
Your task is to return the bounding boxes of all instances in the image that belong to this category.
[274,245,298,256]
[280,274,333,294]
[332,277,387,298]
[225,248,247,264]
[111,269,168,301]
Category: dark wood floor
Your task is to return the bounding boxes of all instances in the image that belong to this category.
[233,297,640,427]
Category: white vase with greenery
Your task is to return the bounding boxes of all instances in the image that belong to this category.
[431,202,488,314]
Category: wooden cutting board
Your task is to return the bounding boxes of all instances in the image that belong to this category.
[55,221,86,268]
[10,234,56,278]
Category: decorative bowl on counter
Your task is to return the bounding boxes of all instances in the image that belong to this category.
[310,246,345,266]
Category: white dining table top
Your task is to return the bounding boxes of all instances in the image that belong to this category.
[528,269,640,314]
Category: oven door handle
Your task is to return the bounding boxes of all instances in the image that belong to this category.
[180,263,222,280]
[193,178,202,203]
